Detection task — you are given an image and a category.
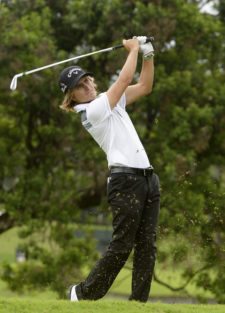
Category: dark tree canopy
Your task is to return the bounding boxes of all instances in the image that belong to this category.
[0,0,224,302]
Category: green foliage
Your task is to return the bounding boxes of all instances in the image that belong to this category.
[2,223,98,298]
[0,0,224,303]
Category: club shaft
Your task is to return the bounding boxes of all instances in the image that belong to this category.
[23,47,114,76]
[10,36,154,90]
[20,37,154,77]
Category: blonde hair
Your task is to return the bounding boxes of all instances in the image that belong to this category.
[60,76,97,112]
[60,88,75,112]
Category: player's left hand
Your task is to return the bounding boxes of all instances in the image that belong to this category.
[133,36,154,59]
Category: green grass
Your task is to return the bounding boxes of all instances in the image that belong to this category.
[0,228,22,263]
[0,299,224,313]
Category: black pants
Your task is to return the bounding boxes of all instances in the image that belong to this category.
[76,171,160,302]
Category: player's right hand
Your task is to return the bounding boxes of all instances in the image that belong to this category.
[122,38,139,52]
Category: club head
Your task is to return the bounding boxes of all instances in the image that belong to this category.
[10,73,23,91]
[10,75,18,90]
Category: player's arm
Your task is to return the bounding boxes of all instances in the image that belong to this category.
[125,59,154,105]
[106,38,139,110]
[125,39,154,105]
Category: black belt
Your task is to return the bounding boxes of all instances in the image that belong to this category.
[109,166,154,177]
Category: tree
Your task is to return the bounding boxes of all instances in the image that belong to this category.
[0,0,224,302]
[0,1,98,297]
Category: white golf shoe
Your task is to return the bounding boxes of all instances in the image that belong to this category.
[69,285,79,301]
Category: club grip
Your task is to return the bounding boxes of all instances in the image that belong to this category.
[113,36,154,50]
[145,36,154,43]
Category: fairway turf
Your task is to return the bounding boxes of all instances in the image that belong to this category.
[0,299,224,313]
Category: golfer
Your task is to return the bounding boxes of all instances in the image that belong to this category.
[59,36,160,302]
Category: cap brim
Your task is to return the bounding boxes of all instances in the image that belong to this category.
[69,72,93,91]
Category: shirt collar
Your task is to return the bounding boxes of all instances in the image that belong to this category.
[73,93,102,113]
[73,103,89,113]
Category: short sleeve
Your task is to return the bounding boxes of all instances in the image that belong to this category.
[86,93,111,126]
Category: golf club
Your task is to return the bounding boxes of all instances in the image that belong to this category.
[10,37,154,91]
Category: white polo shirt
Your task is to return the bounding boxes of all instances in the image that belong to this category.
[74,92,151,169]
